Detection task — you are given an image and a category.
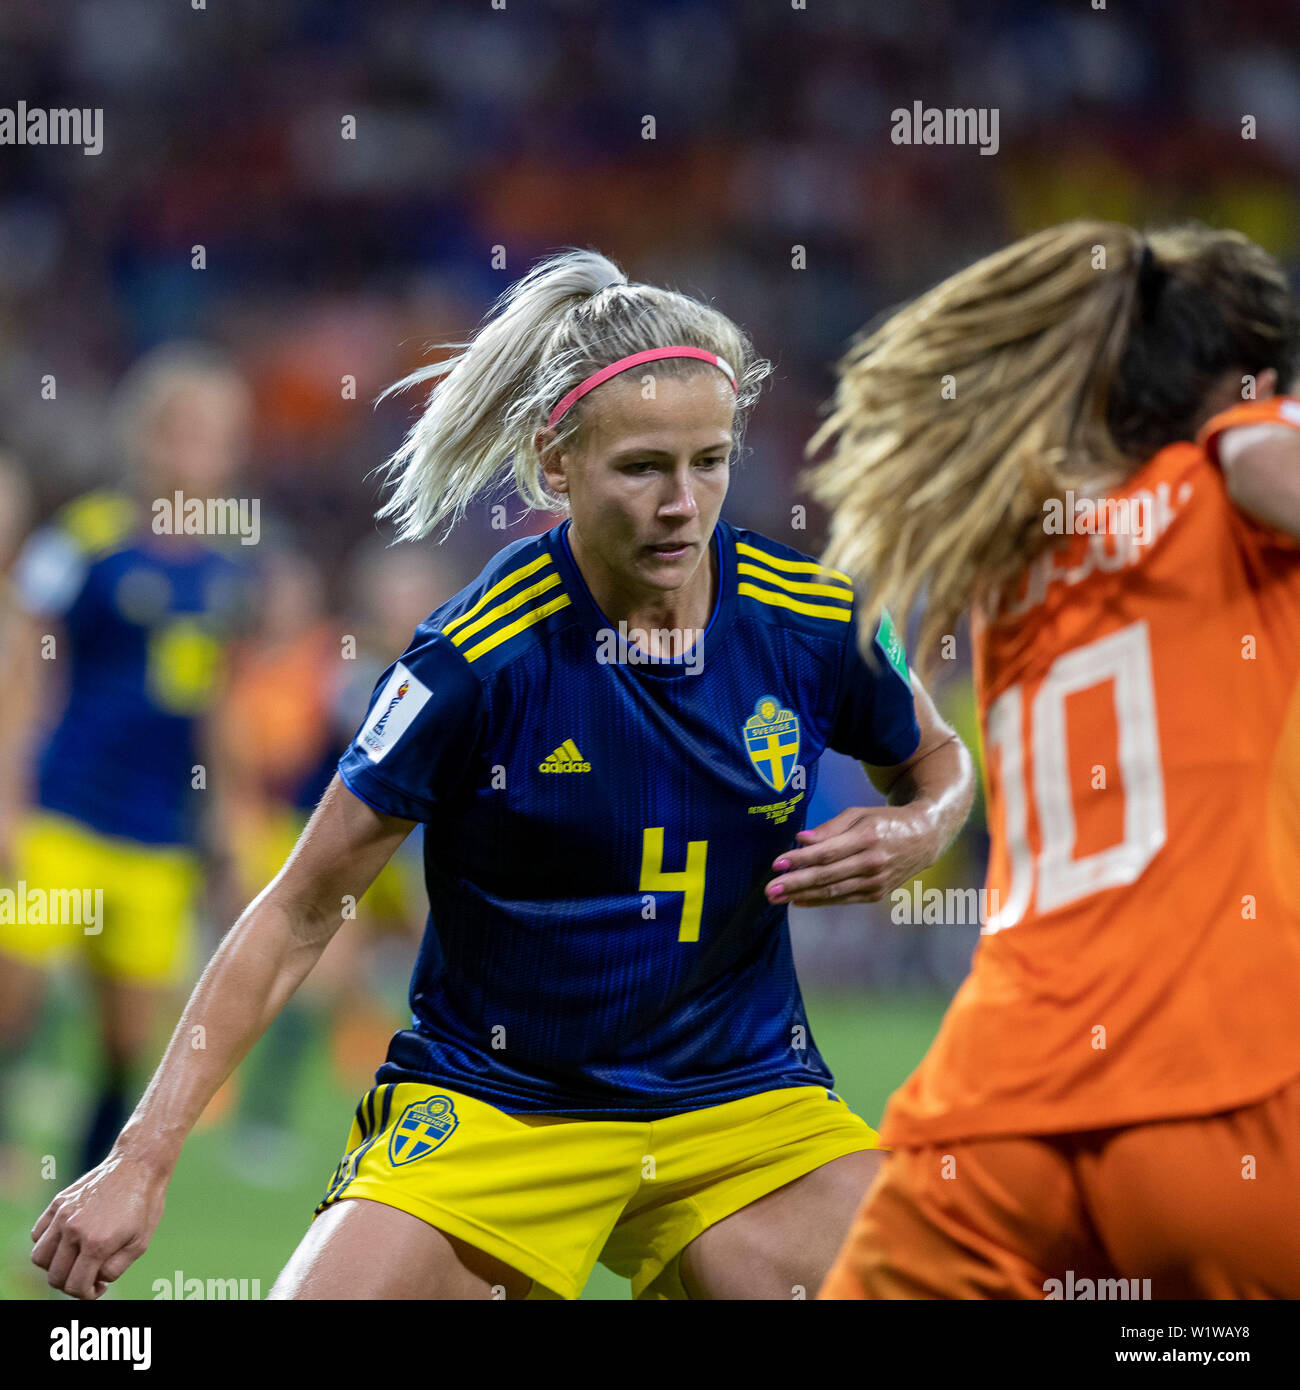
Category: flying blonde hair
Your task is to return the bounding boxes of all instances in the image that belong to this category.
[805,220,1298,670]
[377,249,772,541]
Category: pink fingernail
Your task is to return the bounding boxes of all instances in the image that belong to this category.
[774,858,790,871]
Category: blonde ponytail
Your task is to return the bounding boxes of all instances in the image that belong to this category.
[378,250,770,541]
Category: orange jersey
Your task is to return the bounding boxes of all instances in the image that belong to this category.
[219,623,340,797]
[883,395,1300,1146]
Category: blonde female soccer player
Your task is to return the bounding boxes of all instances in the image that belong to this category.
[0,347,252,1181]
[813,221,1300,1299]
[33,252,973,1301]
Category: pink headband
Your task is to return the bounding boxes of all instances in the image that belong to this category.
[547,346,737,428]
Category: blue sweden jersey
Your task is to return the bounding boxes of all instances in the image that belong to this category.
[15,491,249,846]
[339,516,920,1118]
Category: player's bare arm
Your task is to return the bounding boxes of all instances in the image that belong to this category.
[29,776,414,1300]
[1219,421,1300,539]
[765,675,974,908]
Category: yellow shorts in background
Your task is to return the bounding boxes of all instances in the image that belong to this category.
[232,805,419,932]
[0,810,198,986]
[315,1081,881,1299]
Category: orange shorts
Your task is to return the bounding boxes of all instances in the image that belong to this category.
[819,1071,1300,1300]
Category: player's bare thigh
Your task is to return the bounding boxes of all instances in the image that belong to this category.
[269,1196,533,1300]
[0,953,46,1043]
[680,1149,884,1299]
[90,974,165,1066]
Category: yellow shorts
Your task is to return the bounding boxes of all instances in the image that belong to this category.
[0,810,198,986]
[233,806,419,932]
[315,1080,881,1299]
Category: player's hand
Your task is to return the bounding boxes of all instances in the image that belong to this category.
[765,805,940,907]
[31,1148,168,1299]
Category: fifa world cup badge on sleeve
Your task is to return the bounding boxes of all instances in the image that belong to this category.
[360,661,432,762]
[389,1095,459,1165]
[874,609,911,686]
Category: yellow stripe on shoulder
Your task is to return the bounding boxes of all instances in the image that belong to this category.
[738,582,852,622]
[736,561,853,604]
[442,553,555,637]
[446,570,563,649]
[461,593,572,663]
[735,541,851,587]
[59,491,137,557]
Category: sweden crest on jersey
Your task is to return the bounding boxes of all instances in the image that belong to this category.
[389,1095,458,1166]
[744,694,800,793]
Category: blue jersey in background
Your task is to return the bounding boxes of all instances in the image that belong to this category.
[16,491,249,847]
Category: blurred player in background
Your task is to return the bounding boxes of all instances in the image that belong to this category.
[813,221,1300,1298]
[0,455,36,1194]
[33,251,973,1301]
[208,543,341,1170]
[0,345,253,1182]
[213,541,434,1173]
[0,455,35,876]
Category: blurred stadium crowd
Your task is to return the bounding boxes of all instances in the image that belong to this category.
[2,0,1299,1007]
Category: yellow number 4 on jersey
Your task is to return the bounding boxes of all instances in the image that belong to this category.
[639,827,708,942]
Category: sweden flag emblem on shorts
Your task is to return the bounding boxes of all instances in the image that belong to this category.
[744,694,800,793]
[389,1095,459,1166]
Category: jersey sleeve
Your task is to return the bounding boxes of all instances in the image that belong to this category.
[12,525,89,618]
[337,624,484,823]
[828,606,922,766]
[13,491,137,618]
[1196,394,1300,463]
[1197,395,1300,552]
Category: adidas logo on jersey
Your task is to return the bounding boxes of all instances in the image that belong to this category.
[538,739,591,773]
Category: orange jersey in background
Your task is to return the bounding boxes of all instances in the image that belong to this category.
[883,395,1300,1146]
[218,623,340,800]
